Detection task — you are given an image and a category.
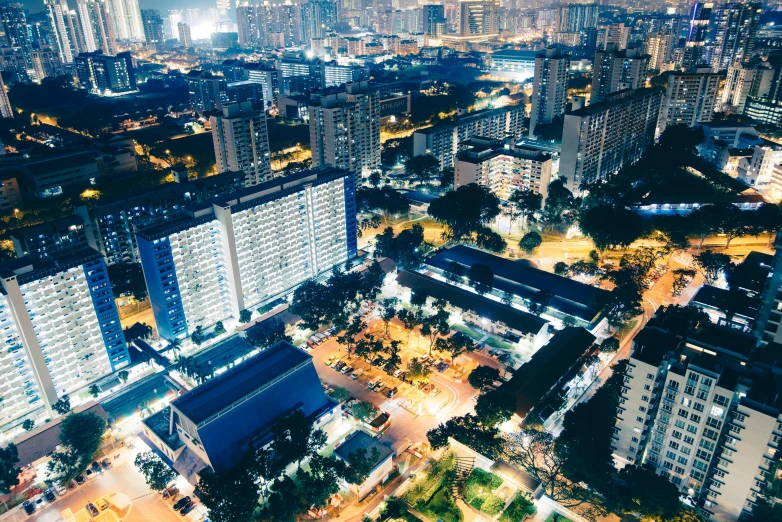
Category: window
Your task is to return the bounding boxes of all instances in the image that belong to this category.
[690,414,701,423]
[678,408,689,418]
[636,416,644,422]
[710,405,725,418]
[663,461,674,470]
[644,384,651,391]
[632,436,639,443]
[713,394,729,407]
[675,465,686,474]
[693,402,705,413]
[672,430,682,439]
[639,406,647,413]
[681,398,692,407]
[687,424,698,434]
[647,373,654,380]
[684,436,695,445]
[642,395,649,402]
[675,419,686,429]
[681,447,691,456]
[735,413,746,423]
[696,450,711,461]
[669,441,680,450]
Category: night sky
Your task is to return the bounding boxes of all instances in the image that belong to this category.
[18,0,218,15]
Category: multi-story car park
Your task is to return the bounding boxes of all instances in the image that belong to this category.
[0,248,128,425]
[136,167,357,341]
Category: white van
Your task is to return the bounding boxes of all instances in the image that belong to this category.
[351,369,364,380]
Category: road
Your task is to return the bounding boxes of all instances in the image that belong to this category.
[26,444,204,522]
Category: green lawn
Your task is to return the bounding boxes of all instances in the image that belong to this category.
[545,513,572,522]
[404,452,463,522]
[463,468,505,516]
[451,324,483,341]
[499,492,536,522]
[484,336,515,351]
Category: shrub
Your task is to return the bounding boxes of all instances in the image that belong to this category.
[499,492,536,522]
[469,497,484,510]
[482,495,505,516]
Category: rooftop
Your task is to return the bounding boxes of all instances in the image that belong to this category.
[691,286,759,320]
[171,341,312,425]
[733,251,774,294]
[23,153,96,177]
[334,430,393,466]
[631,326,680,367]
[396,271,548,335]
[426,246,607,323]
[0,247,103,285]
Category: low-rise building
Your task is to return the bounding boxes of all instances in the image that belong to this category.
[141,341,336,481]
[334,430,394,500]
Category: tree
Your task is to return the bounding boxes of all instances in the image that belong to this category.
[197,464,259,522]
[406,358,431,384]
[440,167,454,188]
[528,290,554,316]
[299,455,344,509]
[688,204,725,249]
[475,389,516,427]
[350,401,377,423]
[693,250,731,285]
[600,337,619,354]
[375,224,426,269]
[508,189,543,232]
[357,186,411,224]
[214,321,226,335]
[426,414,503,459]
[610,464,685,520]
[468,365,500,390]
[337,317,366,360]
[672,268,696,295]
[118,370,129,383]
[468,263,494,295]
[267,475,302,522]
[519,231,542,255]
[398,309,423,347]
[368,171,382,188]
[52,394,71,415]
[239,309,252,323]
[428,184,501,241]
[272,409,317,471]
[380,298,397,338]
[289,280,337,331]
[22,419,34,431]
[404,154,440,184]
[553,261,570,276]
[435,334,474,362]
[247,319,291,349]
[89,384,100,399]
[47,412,106,482]
[0,444,20,494]
[420,309,450,354]
[541,180,578,231]
[134,451,177,491]
[579,205,644,251]
[444,261,465,285]
[598,283,643,329]
[749,202,782,247]
[475,226,506,253]
[343,447,381,485]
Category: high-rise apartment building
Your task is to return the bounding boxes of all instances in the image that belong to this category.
[141,9,165,49]
[458,0,499,38]
[683,2,713,71]
[0,3,34,81]
[721,62,775,114]
[136,168,357,340]
[299,1,339,45]
[309,82,380,182]
[413,105,525,171]
[657,68,720,136]
[613,308,782,521]
[237,2,299,48]
[75,51,136,95]
[422,4,445,37]
[177,22,192,48]
[557,3,599,33]
[0,249,129,423]
[644,32,674,71]
[77,0,117,55]
[45,0,81,63]
[708,2,762,72]
[454,137,552,200]
[591,45,651,104]
[0,74,12,118]
[187,70,227,111]
[529,46,570,138]
[211,102,272,186]
[106,0,145,41]
[560,88,664,192]
[600,23,630,51]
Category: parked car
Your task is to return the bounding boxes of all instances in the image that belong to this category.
[75,475,85,485]
[180,502,196,515]
[334,361,346,371]
[101,458,112,470]
[351,369,364,380]
[325,355,337,366]
[417,381,428,390]
[431,386,441,397]
[95,498,109,511]
[393,368,404,378]
[173,496,191,510]
[373,380,385,391]
[86,503,100,517]
[22,501,35,515]
[418,354,429,363]
[386,387,398,398]
[53,481,67,495]
[44,489,56,503]
[91,461,103,474]
[340,365,353,375]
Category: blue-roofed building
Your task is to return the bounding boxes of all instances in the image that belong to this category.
[0,248,129,424]
[141,341,336,478]
[136,167,357,340]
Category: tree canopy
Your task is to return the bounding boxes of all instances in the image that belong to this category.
[428,184,501,241]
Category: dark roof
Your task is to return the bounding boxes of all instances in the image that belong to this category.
[172,341,312,425]
[733,251,773,293]
[0,247,103,284]
[691,286,759,320]
[11,403,108,467]
[9,215,85,240]
[101,371,181,423]
[334,430,393,467]
[631,326,680,366]
[500,327,595,420]
[396,271,547,335]
[686,322,756,361]
[426,246,607,323]
[23,153,96,176]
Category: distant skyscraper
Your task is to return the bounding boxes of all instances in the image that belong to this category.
[45,0,81,63]
[657,68,720,136]
[84,0,118,55]
[141,9,165,48]
[458,0,499,38]
[0,3,34,80]
[530,46,570,138]
[107,0,145,41]
[644,32,674,71]
[591,45,650,104]
[211,102,272,186]
[557,3,599,33]
[309,82,381,182]
[299,1,339,45]
[682,2,712,70]
[216,0,230,18]
[708,2,762,72]
[0,74,13,118]
[422,4,445,37]
[178,21,192,48]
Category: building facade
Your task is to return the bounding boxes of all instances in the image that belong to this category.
[657,69,720,136]
[591,45,650,104]
[75,51,137,95]
[529,46,570,138]
[211,102,271,186]
[136,168,357,340]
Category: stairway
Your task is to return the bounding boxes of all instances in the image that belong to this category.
[451,456,475,498]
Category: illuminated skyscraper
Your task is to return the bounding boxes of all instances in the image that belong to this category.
[107,0,145,41]
[458,0,499,38]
